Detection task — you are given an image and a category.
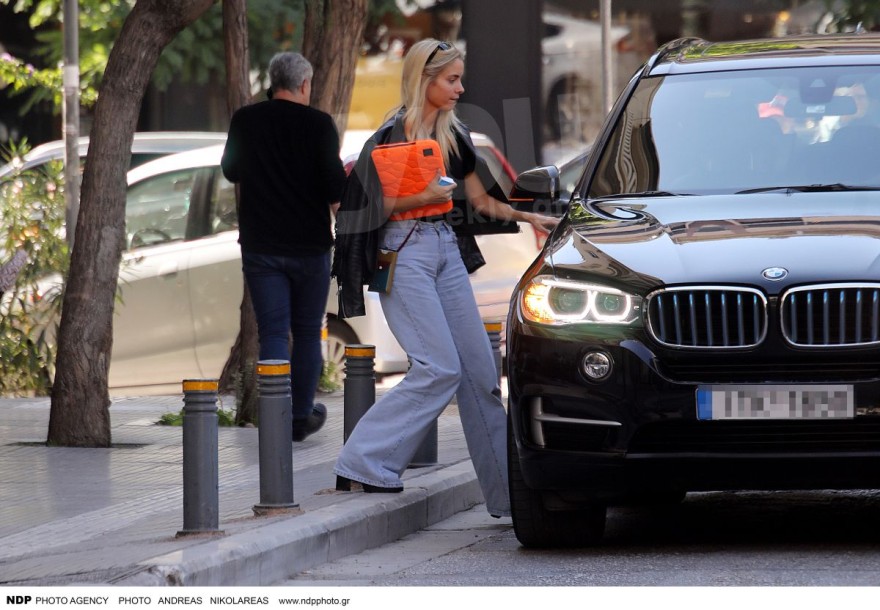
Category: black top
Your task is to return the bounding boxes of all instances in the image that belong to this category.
[221,99,346,256]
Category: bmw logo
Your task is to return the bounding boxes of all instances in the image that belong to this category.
[762,267,788,281]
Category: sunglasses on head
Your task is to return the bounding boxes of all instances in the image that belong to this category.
[425,41,452,68]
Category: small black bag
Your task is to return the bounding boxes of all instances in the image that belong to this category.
[367,223,417,294]
[367,249,399,294]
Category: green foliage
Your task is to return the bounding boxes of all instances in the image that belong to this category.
[0,51,99,112]
[0,140,70,396]
[150,2,305,91]
[157,405,237,427]
[0,0,307,105]
[318,360,341,393]
[0,0,406,111]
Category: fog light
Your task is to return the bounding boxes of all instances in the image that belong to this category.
[581,351,612,381]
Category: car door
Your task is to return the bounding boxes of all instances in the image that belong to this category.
[109,167,206,391]
[186,168,244,379]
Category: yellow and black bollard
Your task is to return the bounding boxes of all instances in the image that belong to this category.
[253,360,298,515]
[342,345,376,443]
[178,379,223,537]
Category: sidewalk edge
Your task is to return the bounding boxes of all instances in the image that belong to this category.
[112,461,482,586]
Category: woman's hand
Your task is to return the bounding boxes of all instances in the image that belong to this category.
[525,212,560,235]
[383,171,454,216]
[420,171,456,205]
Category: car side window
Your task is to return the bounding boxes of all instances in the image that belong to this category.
[210,172,238,234]
[125,169,195,250]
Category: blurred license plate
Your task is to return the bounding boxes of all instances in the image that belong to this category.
[696,384,854,420]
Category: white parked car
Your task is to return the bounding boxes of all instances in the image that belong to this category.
[33,134,542,394]
[0,131,230,179]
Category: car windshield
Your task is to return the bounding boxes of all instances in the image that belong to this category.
[588,65,880,199]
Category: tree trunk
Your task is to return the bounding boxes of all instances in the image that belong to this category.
[218,0,261,426]
[303,0,369,129]
[47,0,216,448]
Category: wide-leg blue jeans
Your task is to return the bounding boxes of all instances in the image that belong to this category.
[333,219,511,517]
[242,251,330,420]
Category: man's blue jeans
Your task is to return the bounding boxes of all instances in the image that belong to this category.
[242,251,330,420]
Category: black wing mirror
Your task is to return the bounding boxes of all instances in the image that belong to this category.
[508,165,565,217]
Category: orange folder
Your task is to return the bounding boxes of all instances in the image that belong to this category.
[370,139,453,219]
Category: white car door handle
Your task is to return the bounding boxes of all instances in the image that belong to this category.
[159,263,179,278]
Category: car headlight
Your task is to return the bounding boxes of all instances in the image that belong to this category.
[520,275,642,325]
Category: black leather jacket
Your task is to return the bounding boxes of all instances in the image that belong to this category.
[331,115,519,319]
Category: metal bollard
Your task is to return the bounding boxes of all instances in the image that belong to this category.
[253,360,298,515]
[484,320,503,385]
[342,345,376,443]
[178,379,223,537]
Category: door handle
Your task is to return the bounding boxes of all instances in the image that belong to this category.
[158,263,179,278]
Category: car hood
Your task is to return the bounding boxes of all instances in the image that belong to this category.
[549,192,880,293]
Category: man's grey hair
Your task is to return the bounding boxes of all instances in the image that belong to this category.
[268,52,314,92]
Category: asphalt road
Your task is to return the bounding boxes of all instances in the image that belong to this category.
[284,489,880,588]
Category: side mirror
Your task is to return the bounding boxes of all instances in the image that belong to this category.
[508,165,565,216]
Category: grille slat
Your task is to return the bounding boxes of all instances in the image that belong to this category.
[782,284,880,348]
[673,293,683,345]
[856,290,863,343]
[647,287,767,349]
[873,291,879,342]
[704,293,714,346]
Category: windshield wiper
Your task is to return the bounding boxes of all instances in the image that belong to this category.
[736,184,880,194]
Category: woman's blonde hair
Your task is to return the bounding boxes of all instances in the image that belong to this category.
[390,38,465,164]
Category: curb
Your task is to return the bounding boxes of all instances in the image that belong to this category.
[113,461,482,586]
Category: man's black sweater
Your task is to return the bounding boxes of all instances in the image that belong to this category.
[221,99,346,257]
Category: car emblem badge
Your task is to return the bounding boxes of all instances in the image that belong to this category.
[762,267,788,281]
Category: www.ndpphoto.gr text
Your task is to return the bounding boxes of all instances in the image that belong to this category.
[278,598,349,606]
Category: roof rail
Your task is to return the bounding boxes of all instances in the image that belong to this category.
[640,37,708,77]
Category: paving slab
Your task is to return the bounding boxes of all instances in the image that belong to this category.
[0,389,483,586]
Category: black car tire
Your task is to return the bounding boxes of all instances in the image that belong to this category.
[507,414,606,548]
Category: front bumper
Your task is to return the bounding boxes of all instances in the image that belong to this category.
[507,324,880,498]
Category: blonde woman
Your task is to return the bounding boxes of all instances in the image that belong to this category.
[332,39,557,516]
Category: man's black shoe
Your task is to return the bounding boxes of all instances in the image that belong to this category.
[292,403,327,442]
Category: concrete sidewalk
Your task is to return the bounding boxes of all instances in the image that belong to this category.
[0,388,486,586]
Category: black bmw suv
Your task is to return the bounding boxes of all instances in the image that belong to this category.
[507,34,880,547]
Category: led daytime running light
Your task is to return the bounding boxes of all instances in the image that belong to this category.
[521,276,640,325]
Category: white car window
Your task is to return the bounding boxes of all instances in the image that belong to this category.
[125,169,196,249]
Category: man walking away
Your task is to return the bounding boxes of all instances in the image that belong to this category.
[222,52,346,441]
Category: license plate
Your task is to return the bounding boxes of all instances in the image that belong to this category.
[696,384,854,420]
